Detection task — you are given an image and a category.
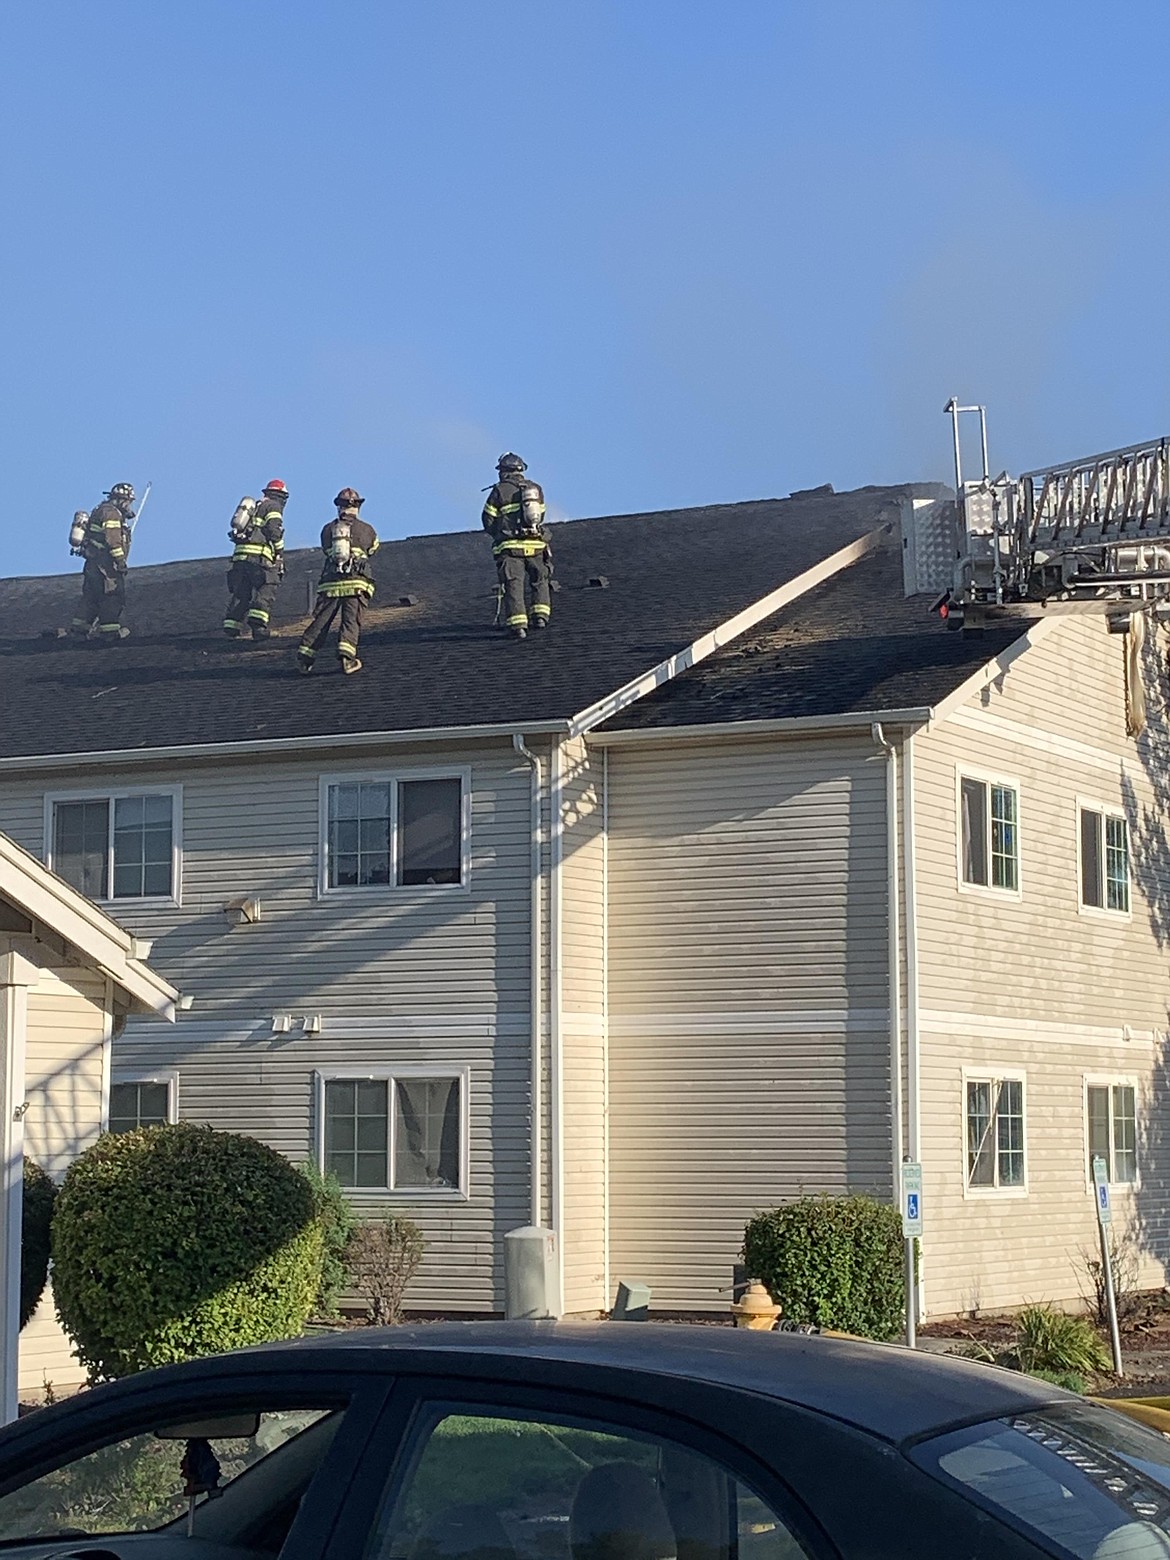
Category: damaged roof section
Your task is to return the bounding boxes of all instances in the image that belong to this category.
[0,485,932,760]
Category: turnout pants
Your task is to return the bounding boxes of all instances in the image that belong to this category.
[497,549,552,630]
[73,559,125,637]
[225,562,278,638]
[299,591,366,664]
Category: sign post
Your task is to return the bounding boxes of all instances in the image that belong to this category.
[1092,1155,1123,1376]
[900,1159,923,1349]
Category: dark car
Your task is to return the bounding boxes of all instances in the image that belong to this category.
[0,1323,1166,1560]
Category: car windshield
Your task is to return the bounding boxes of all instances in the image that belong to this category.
[912,1400,1170,1559]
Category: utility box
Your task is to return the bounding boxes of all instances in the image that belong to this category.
[611,1281,651,1321]
[504,1226,558,1319]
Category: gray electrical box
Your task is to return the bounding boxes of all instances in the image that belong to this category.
[504,1226,558,1319]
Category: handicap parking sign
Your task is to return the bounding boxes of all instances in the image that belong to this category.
[901,1162,923,1238]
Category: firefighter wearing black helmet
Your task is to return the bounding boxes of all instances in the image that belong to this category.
[224,479,288,640]
[482,453,551,640]
[297,488,380,675]
[70,482,135,640]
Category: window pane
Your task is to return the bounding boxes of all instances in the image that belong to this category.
[394,1078,460,1189]
[1112,1085,1137,1184]
[324,1079,387,1189]
[112,794,173,899]
[399,779,462,886]
[990,785,1018,892]
[1105,816,1130,913]
[967,1081,994,1186]
[996,1079,1025,1186]
[53,800,109,899]
[367,1408,811,1560]
[1080,809,1103,908]
[960,778,988,886]
[327,783,391,889]
[108,1081,169,1135]
[1088,1086,1111,1174]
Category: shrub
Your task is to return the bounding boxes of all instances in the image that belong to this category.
[346,1214,425,1324]
[51,1124,324,1379]
[1079,1235,1142,1326]
[298,1163,357,1318]
[743,1194,905,1340]
[21,1159,56,1329]
[1011,1305,1110,1378]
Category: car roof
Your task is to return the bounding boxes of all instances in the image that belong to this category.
[239,1322,1063,1444]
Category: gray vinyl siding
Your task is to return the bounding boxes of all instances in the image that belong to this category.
[605,734,893,1309]
[558,737,607,1314]
[913,616,1170,1314]
[0,737,542,1314]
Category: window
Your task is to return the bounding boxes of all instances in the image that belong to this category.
[1088,1082,1137,1184]
[319,1072,465,1194]
[966,1076,1025,1190]
[1080,807,1130,913]
[0,1406,339,1546]
[48,790,178,902]
[108,1076,175,1134]
[368,1404,811,1560]
[323,775,464,890]
[960,775,1019,891]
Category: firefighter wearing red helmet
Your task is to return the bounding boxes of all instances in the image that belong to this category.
[297,488,380,675]
[224,480,288,640]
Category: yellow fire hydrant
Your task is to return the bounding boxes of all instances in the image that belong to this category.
[731,1280,780,1330]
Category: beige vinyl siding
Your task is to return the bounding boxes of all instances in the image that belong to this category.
[915,615,1170,1313]
[606,734,893,1308]
[19,962,110,1398]
[557,737,607,1314]
[0,738,543,1314]
[920,1029,1163,1314]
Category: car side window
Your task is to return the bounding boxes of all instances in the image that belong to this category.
[368,1407,810,1560]
[0,1406,338,1547]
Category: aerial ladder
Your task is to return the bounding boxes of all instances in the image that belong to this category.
[935,400,1170,634]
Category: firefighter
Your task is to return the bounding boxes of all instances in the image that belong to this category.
[70,483,135,640]
[297,488,379,675]
[224,479,288,640]
[481,453,551,640]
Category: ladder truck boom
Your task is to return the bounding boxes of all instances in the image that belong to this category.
[938,408,1170,630]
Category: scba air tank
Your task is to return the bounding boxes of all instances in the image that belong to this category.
[519,483,543,533]
[229,496,258,541]
[69,511,89,552]
[330,519,353,569]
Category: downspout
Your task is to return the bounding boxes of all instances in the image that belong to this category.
[871,726,904,1198]
[550,738,565,1316]
[512,735,543,1228]
[902,732,923,1318]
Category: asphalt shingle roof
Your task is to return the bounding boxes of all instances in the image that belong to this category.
[0,483,1034,761]
[605,524,1034,730]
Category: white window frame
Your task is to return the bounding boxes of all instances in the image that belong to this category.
[317,768,471,898]
[107,1069,179,1132]
[961,1068,1028,1198]
[1083,1075,1139,1191]
[44,784,183,907]
[313,1066,470,1201]
[955,767,1022,900]
[1076,798,1132,920]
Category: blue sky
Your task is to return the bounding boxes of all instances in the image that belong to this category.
[5,0,1170,576]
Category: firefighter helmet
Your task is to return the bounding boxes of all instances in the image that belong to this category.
[263,479,287,495]
[497,452,526,474]
[107,482,135,504]
[334,487,363,508]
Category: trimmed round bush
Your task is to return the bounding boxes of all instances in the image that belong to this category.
[743,1194,905,1340]
[52,1124,324,1379]
[21,1158,56,1329]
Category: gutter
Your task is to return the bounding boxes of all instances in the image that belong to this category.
[0,720,571,776]
[512,735,544,1229]
[587,709,932,746]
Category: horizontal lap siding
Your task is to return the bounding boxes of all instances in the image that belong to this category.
[0,740,538,1314]
[606,736,892,1309]
[20,964,109,1397]
[915,617,1170,1313]
[558,738,606,1314]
